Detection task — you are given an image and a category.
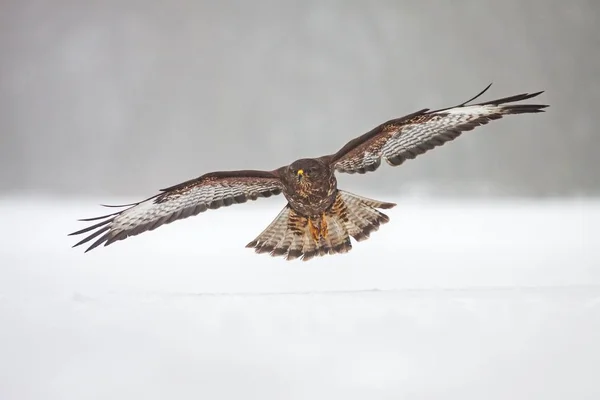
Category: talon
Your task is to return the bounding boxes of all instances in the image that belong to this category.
[320,214,328,238]
[308,218,320,242]
[307,214,329,242]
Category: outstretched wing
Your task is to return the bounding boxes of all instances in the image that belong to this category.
[329,84,549,174]
[70,170,283,252]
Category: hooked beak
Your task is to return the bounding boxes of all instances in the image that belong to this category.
[296,169,304,180]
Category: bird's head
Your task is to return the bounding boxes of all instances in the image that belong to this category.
[288,158,329,185]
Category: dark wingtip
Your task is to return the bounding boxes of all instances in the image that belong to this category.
[514,90,546,102]
[459,82,493,107]
[478,89,547,107]
[77,212,120,222]
[431,82,495,114]
[84,232,113,253]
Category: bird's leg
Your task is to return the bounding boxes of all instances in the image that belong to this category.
[320,213,328,239]
[308,214,328,242]
[308,218,320,242]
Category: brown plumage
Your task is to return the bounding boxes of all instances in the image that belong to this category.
[70,84,548,261]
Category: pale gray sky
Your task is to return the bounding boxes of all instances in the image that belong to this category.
[1,0,598,197]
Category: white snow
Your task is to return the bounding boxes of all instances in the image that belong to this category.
[1,195,599,400]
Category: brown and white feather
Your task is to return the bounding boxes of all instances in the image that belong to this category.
[246,190,395,261]
[70,170,283,252]
[330,85,548,174]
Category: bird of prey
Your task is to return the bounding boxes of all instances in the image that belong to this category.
[70,84,548,261]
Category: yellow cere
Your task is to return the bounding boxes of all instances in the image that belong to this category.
[297,169,304,176]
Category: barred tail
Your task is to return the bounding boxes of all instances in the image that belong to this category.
[245,190,396,262]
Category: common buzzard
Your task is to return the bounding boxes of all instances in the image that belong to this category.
[70,84,548,261]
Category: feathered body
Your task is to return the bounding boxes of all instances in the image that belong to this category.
[246,158,395,261]
[70,84,549,261]
[278,158,338,217]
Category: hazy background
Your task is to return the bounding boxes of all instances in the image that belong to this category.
[1,0,598,198]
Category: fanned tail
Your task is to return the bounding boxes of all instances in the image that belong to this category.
[334,190,396,242]
[245,190,396,262]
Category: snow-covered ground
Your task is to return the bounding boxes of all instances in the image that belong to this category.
[1,195,599,399]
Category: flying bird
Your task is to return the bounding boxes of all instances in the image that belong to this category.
[70,84,548,261]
